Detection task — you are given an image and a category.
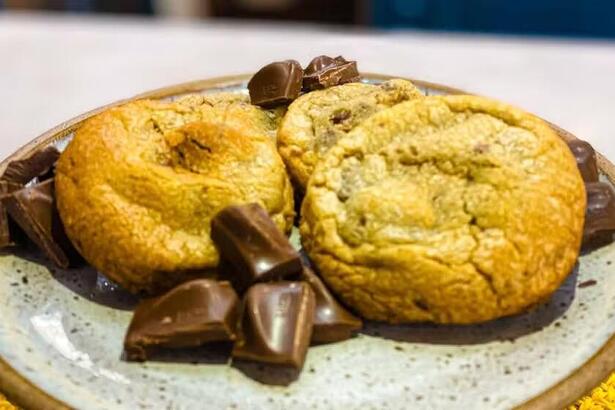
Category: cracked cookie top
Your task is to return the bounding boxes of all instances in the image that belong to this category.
[277,79,423,190]
[56,96,294,294]
[300,95,585,324]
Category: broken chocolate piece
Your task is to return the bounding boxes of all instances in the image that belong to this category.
[232,282,315,369]
[303,55,360,91]
[304,55,336,74]
[583,182,615,247]
[2,146,60,185]
[1,179,76,268]
[301,266,362,343]
[567,140,599,183]
[248,60,303,107]
[124,279,240,361]
[0,180,23,247]
[211,203,303,293]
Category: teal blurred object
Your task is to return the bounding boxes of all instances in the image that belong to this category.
[371,0,615,38]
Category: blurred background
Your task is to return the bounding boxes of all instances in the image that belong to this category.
[1,0,615,163]
[2,0,615,38]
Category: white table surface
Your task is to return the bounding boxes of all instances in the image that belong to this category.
[1,12,615,161]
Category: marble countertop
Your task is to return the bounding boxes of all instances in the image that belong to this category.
[1,12,615,160]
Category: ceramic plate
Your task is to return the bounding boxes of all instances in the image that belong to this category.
[1,74,614,410]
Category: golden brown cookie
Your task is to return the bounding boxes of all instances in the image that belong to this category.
[277,80,423,190]
[300,95,585,324]
[56,96,294,293]
[174,92,287,139]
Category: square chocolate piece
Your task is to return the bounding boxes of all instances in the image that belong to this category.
[124,279,240,361]
[211,203,302,292]
[232,282,315,369]
[1,179,76,268]
[301,266,362,343]
[2,146,60,185]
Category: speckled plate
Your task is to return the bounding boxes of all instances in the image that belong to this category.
[1,74,614,410]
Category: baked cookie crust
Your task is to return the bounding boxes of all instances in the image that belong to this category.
[56,96,294,293]
[301,95,585,324]
[277,80,423,190]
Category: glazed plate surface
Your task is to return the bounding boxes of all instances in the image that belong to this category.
[0,75,614,410]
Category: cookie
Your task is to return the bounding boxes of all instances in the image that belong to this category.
[56,96,294,293]
[174,92,287,139]
[300,95,586,324]
[277,80,423,190]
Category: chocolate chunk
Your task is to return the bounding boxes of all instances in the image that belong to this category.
[583,182,615,247]
[567,140,599,182]
[211,203,303,293]
[331,109,351,125]
[2,146,60,185]
[303,55,360,91]
[301,266,362,343]
[1,179,77,268]
[248,60,303,107]
[305,55,336,74]
[0,180,23,247]
[124,279,240,361]
[232,282,315,369]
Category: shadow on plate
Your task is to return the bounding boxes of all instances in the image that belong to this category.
[4,246,139,311]
[119,342,299,386]
[360,263,579,345]
[232,360,300,386]
[581,233,615,255]
[6,245,580,346]
[123,342,233,366]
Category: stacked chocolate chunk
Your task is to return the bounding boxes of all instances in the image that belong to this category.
[0,146,78,268]
[303,55,360,91]
[248,55,360,107]
[124,203,361,370]
[566,139,615,249]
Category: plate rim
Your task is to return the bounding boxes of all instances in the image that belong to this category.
[0,73,612,410]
